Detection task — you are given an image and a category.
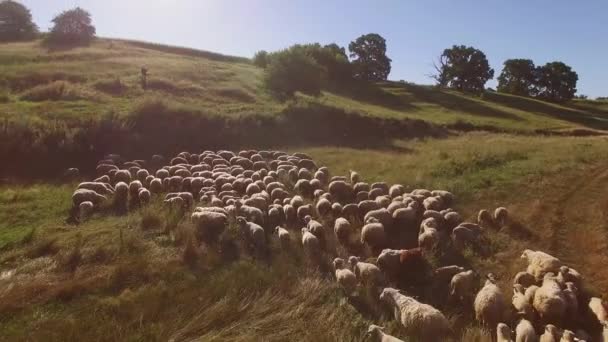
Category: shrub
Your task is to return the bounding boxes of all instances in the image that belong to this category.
[264,47,324,97]
[45,7,95,47]
[94,78,127,95]
[19,81,89,102]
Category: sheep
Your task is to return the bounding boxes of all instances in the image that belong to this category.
[94,175,111,184]
[359,200,381,216]
[379,287,451,341]
[366,325,405,342]
[297,204,312,222]
[235,201,264,225]
[78,201,94,221]
[283,204,296,225]
[474,274,506,328]
[533,272,567,323]
[444,211,462,230]
[588,297,608,324]
[431,190,455,207]
[497,322,514,342]
[328,180,354,203]
[389,184,405,198]
[521,250,562,281]
[364,208,392,230]
[114,169,131,184]
[128,180,143,197]
[274,226,290,249]
[77,182,114,195]
[495,207,510,227]
[138,188,151,205]
[539,324,559,342]
[514,271,537,288]
[478,209,494,227]
[513,284,535,320]
[451,225,478,250]
[191,210,227,242]
[290,195,304,209]
[418,217,439,250]
[423,196,443,211]
[349,170,361,184]
[165,192,194,207]
[349,256,382,286]
[558,266,582,288]
[301,227,320,261]
[72,189,107,207]
[333,258,357,296]
[450,270,476,303]
[559,330,575,342]
[515,318,537,342]
[361,218,387,251]
[96,163,118,175]
[334,217,352,244]
[305,215,325,241]
[237,217,266,256]
[434,265,466,284]
[316,197,332,217]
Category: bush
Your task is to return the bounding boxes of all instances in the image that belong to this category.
[94,78,127,95]
[19,81,90,102]
[264,47,324,97]
[45,7,95,47]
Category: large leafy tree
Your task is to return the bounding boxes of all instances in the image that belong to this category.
[434,45,494,93]
[535,61,578,102]
[0,0,38,42]
[348,33,392,81]
[497,59,537,96]
[46,7,95,46]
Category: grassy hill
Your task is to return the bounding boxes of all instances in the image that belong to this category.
[1,39,608,341]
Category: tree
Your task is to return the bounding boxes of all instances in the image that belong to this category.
[433,45,494,93]
[348,33,391,81]
[46,7,95,46]
[497,59,537,96]
[0,0,38,42]
[535,61,578,102]
[252,50,269,68]
[263,46,324,97]
[309,43,352,84]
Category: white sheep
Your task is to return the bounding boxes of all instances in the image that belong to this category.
[423,196,444,211]
[366,324,405,342]
[539,324,559,342]
[563,282,578,320]
[349,256,382,287]
[521,250,561,281]
[495,207,510,226]
[235,201,264,225]
[559,330,575,342]
[333,258,357,296]
[497,323,514,342]
[557,266,582,288]
[389,184,405,198]
[72,188,107,207]
[237,217,266,255]
[274,226,290,250]
[512,284,534,320]
[478,209,494,227]
[191,210,227,242]
[364,208,392,230]
[533,273,567,323]
[301,227,320,261]
[77,182,114,195]
[434,265,465,284]
[450,270,476,303]
[138,188,151,205]
[316,197,332,217]
[361,218,387,250]
[588,297,608,324]
[379,287,451,341]
[474,275,506,328]
[333,217,352,244]
[78,201,94,221]
[514,271,537,288]
[113,169,131,184]
[515,318,537,342]
[419,217,439,250]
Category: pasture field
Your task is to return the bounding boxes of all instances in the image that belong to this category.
[1,39,608,341]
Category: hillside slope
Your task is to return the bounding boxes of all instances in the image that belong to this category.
[2,39,608,342]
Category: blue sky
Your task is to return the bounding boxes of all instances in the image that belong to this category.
[21,0,607,97]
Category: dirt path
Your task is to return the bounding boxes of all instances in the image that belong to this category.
[517,165,608,294]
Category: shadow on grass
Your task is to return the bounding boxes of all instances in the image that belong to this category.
[483,91,608,130]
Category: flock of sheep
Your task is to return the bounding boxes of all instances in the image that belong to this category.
[67,150,608,341]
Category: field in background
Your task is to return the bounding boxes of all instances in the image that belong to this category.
[2,39,608,341]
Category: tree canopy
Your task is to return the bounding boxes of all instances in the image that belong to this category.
[0,0,38,42]
[497,59,537,96]
[434,45,494,93]
[348,33,392,81]
[535,61,578,102]
[46,7,96,46]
